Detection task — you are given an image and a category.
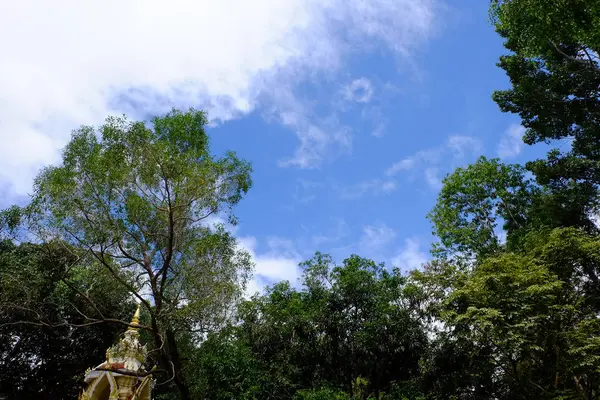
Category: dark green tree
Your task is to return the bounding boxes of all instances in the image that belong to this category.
[191,253,427,400]
[0,240,133,399]
[491,0,600,230]
[417,152,600,399]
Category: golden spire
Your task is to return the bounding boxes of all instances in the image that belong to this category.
[128,303,141,331]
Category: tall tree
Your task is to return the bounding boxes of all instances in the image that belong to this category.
[418,228,600,399]
[417,153,600,399]
[16,108,253,399]
[491,0,600,229]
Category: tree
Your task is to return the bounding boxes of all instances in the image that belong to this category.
[0,240,133,399]
[490,0,600,229]
[428,157,535,259]
[429,155,600,261]
[186,326,261,400]
[428,228,600,399]
[192,253,428,400]
[417,151,600,398]
[415,227,600,399]
[14,108,253,399]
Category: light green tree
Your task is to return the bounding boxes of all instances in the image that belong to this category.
[21,108,253,399]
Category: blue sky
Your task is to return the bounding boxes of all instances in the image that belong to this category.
[0,0,550,294]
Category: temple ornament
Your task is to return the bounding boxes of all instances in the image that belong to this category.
[78,304,154,400]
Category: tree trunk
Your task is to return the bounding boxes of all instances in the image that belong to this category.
[166,328,191,400]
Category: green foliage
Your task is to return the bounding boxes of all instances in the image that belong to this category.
[491,0,600,231]
[29,108,253,326]
[429,157,534,258]
[0,241,133,399]
[296,388,350,400]
[416,225,600,399]
[191,254,427,400]
[187,328,261,400]
[478,5,600,394]
[4,108,253,399]
[0,206,22,238]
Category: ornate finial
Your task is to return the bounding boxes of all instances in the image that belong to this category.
[129,303,141,331]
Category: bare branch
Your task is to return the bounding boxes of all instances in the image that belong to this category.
[0,317,152,331]
[549,40,600,72]
[94,367,167,378]
[62,225,152,312]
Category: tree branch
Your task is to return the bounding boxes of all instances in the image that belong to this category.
[0,317,152,331]
[549,40,600,72]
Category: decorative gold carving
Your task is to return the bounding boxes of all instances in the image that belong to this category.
[129,303,141,330]
[108,385,119,400]
[78,306,153,399]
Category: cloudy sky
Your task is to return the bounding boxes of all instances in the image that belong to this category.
[0,0,547,294]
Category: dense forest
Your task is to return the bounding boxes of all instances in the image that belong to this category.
[1,0,600,399]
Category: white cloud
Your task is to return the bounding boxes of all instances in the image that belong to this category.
[275,110,352,169]
[0,0,439,199]
[344,133,477,197]
[202,216,302,297]
[386,158,416,175]
[372,123,387,138]
[391,237,428,271]
[203,213,240,235]
[361,106,387,137]
[496,229,508,245]
[343,78,374,103]
[424,167,442,190]
[447,135,482,159]
[386,148,441,177]
[238,235,302,298]
[359,223,397,256]
[311,218,350,247]
[340,179,397,199]
[591,213,600,229]
[385,134,480,190]
[497,124,525,159]
[387,135,481,177]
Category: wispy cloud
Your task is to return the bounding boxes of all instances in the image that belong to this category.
[275,109,352,169]
[310,218,351,247]
[497,124,525,159]
[386,158,416,176]
[424,167,442,190]
[447,135,482,158]
[353,81,406,138]
[340,179,398,199]
[386,134,481,190]
[391,237,428,272]
[0,0,440,199]
[371,122,387,138]
[342,78,374,103]
[361,105,388,137]
[386,148,440,176]
[293,178,325,204]
[359,223,397,256]
[200,215,302,297]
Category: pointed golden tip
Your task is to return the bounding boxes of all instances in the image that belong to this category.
[129,303,141,330]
